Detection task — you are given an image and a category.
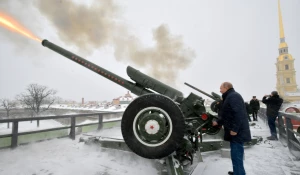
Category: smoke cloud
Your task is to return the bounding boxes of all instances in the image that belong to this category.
[113,25,196,85]
[36,0,196,86]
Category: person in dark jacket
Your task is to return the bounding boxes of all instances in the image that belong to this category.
[250,96,260,121]
[262,91,283,140]
[213,82,251,175]
[245,102,252,122]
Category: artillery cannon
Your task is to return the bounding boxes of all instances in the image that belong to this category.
[184,82,222,113]
[41,39,221,162]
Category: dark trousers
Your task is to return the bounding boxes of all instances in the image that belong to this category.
[267,116,277,138]
[247,115,251,122]
[252,110,258,121]
[230,142,246,175]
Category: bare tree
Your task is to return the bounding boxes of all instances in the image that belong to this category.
[16,84,57,127]
[0,98,17,128]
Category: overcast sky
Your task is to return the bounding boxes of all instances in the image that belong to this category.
[0,0,299,103]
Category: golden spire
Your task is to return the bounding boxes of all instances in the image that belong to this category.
[278,0,288,49]
[278,0,285,39]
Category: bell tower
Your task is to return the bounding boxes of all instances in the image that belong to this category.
[275,0,300,102]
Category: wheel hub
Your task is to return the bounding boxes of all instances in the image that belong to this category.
[133,107,173,147]
[145,120,160,134]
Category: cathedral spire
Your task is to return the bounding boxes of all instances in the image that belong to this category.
[277,0,289,58]
[278,0,285,40]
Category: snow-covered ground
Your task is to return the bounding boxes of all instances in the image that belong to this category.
[0,117,299,175]
[0,137,158,175]
[199,119,300,175]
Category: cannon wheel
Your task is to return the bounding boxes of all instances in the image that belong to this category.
[121,93,185,159]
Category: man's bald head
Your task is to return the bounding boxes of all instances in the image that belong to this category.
[222,82,233,89]
[220,82,233,94]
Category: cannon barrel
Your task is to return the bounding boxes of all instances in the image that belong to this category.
[41,39,153,96]
[184,82,221,100]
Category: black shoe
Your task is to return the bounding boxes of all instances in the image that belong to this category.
[228,171,234,175]
[267,136,278,140]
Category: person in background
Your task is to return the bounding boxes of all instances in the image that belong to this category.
[213,82,251,175]
[245,102,252,122]
[250,96,260,121]
[262,91,283,140]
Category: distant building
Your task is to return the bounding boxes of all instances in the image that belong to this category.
[112,91,134,107]
[87,101,99,105]
[63,100,77,105]
[275,0,300,103]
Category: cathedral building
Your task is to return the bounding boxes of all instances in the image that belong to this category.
[275,0,300,103]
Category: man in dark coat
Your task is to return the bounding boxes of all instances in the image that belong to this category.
[245,102,252,122]
[250,96,260,121]
[262,91,283,140]
[213,82,251,175]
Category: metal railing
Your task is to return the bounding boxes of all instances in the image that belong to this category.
[258,108,300,159]
[0,111,123,149]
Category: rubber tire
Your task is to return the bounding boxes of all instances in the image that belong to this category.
[121,93,185,159]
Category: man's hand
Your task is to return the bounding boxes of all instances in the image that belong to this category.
[212,121,218,126]
[230,131,237,136]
